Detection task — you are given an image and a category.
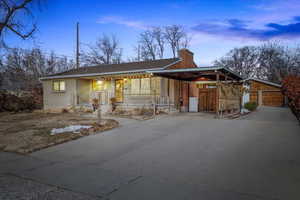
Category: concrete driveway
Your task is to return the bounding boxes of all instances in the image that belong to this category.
[1,107,300,200]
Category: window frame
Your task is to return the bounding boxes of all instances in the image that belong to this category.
[52,80,66,92]
[92,80,105,91]
[130,78,151,95]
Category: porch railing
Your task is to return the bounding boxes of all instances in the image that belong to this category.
[90,91,114,105]
[90,91,176,111]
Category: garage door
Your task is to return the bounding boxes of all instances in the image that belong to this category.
[262,91,284,107]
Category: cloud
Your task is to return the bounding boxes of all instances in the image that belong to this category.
[191,17,300,41]
[97,16,148,30]
[246,0,300,28]
[251,0,300,11]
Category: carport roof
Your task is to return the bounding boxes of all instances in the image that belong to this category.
[148,66,243,81]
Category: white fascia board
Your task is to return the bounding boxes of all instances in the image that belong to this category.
[246,78,281,88]
[162,59,182,69]
[40,67,164,80]
[148,67,223,73]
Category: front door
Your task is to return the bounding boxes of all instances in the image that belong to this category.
[115,79,124,102]
[198,88,216,112]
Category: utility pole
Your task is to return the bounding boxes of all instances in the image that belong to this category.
[76,22,80,69]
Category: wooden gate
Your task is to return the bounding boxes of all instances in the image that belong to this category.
[198,88,217,112]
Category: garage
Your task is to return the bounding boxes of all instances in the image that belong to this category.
[262,91,284,107]
[247,78,284,107]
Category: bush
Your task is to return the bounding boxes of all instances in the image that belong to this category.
[282,75,300,121]
[110,97,117,111]
[244,102,257,111]
[0,90,39,112]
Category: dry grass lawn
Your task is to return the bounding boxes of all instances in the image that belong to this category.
[0,112,118,154]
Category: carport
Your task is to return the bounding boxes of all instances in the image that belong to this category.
[148,67,243,115]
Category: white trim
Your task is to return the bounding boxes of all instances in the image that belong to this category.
[162,59,182,69]
[246,78,281,88]
[40,59,182,80]
[148,67,222,73]
[40,67,164,80]
[148,67,243,80]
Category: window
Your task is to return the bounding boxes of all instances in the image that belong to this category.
[53,80,65,92]
[130,78,151,95]
[92,80,104,91]
[141,78,150,94]
[130,79,140,95]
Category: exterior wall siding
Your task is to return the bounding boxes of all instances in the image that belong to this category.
[77,79,91,104]
[43,79,77,110]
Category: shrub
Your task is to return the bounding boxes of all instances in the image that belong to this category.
[0,90,38,112]
[110,97,117,111]
[61,108,69,113]
[282,75,300,121]
[244,102,257,111]
[92,98,99,111]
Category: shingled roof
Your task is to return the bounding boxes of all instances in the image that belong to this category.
[44,58,180,79]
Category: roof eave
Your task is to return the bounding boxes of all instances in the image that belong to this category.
[246,78,282,88]
[40,68,163,80]
[162,58,181,69]
[40,59,182,81]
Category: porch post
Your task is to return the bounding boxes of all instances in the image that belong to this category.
[216,73,220,118]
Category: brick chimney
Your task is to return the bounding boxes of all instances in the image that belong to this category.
[178,49,196,68]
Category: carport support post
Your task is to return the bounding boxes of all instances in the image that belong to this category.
[216,73,220,118]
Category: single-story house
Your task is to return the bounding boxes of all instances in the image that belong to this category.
[243,78,285,107]
[41,49,243,115]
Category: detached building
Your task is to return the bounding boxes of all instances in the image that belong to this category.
[243,78,284,107]
[41,49,243,115]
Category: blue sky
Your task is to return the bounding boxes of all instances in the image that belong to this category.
[7,0,300,65]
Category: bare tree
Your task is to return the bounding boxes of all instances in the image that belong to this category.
[0,0,41,47]
[180,34,191,49]
[111,48,122,64]
[214,46,260,79]
[215,42,300,83]
[0,47,74,90]
[138,30,157,60]
[152,27,165,59]
[82,34,122,65]
[257,42,297,83]
[164,25,188,58]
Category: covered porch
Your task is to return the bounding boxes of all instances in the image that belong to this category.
[75,73,176,113]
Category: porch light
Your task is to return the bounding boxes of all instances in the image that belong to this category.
[97,80,103,84]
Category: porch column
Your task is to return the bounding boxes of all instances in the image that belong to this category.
[216,73,220,117]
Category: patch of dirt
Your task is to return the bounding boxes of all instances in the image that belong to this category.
[0,112,118,154]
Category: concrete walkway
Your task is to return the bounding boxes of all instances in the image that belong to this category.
[1,107,299,200]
